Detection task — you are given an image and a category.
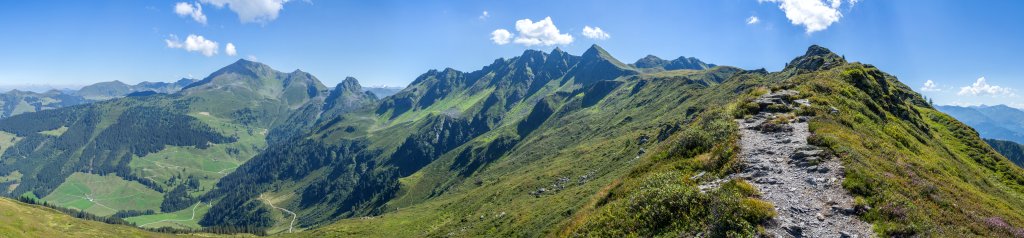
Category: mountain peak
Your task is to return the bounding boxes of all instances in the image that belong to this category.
[582,44,609,58]
[208,58,276,80]
[225,58,265,69]
[632,55,668,69]
[785,45,846,72]
[581,44,629,68]
[323,76,375,116]
[641,55,663,61]
[519,49,547,61]
[226,58,273,71]
[338,77,363,92]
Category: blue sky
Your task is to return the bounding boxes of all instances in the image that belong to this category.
[1,0,1022,107]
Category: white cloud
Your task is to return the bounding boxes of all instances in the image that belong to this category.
[759,0,850,33]
[920,80,940,92]
[746,16,760,25]
[507,17,573,46]
[479,11,489,20]
[200,0,291,23]
[165,34,219,57]
[958,77,1014,96]
[582,26,610,40]
[174,2,207,25]
[225,43,237,56]
[246,55,259,61]
[491,29,513,45]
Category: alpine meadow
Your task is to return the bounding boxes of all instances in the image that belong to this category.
[3,1,1024,237]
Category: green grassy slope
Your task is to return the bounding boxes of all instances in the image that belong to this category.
[787,60,1024,236]
[41,172,163,217]
[126,202,212,229]
[0,197,172,238]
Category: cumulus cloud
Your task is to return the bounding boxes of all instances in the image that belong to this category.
[225,43,237,56]
[165,34,219,57]
[746,16,760,25]
[582,26,610,40]
[200,0,291,23]
[508,17,573,46]
[479,11,489,20]
[174,2,207,25]
[491,29,513,45]
[920,80,940,92]
[759,0,852,33]
[958,77,1014,96]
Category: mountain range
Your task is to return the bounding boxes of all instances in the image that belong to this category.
[937,104,1024,144]
[0,79,197,118]
[1,45,1024,237]
[1,78,403,120]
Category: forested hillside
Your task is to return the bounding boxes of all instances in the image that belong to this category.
[986,139,1024,168]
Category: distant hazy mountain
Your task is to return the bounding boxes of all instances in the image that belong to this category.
[76,78,198,100]
[936,104,1024,144]
[74,81,133,100]
[629,54,717,73]
[364,86,403,98]
[0,89,89,118]
[0,78,199,118]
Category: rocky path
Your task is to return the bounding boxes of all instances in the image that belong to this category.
[735,90,872,238]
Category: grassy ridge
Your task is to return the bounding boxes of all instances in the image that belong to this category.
[785,62,1024,236]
